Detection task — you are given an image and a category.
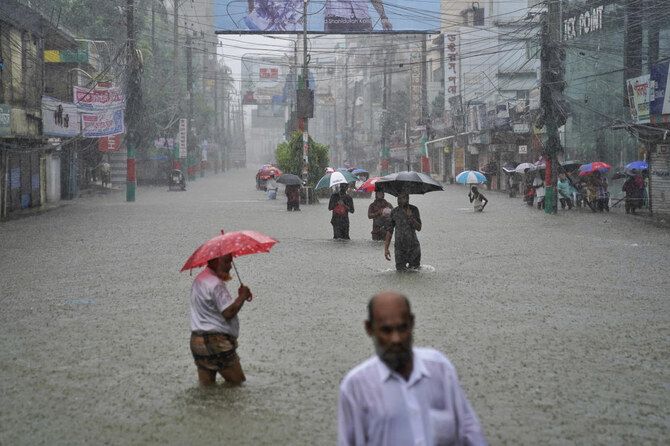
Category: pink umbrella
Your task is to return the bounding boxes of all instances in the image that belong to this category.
[181,230,278,283]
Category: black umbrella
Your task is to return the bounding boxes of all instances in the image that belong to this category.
[376,171,444,196]
[560,160,582,173]
[276,174,302,186]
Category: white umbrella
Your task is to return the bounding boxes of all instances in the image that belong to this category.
[515,163,537,174]
[328,171,349,187]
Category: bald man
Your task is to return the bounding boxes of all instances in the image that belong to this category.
[338,292,487,446]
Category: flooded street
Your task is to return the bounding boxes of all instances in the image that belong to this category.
[1,169,668,445]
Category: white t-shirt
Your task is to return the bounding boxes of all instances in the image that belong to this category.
[189,267,239,336]
[533,177,545,198]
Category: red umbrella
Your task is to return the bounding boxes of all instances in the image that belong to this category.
[181,230,278,282]
[357,176,382,193]
[578,162,611,176]
[259,166,282,180]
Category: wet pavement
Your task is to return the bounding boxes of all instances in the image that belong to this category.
[1,168,668,445]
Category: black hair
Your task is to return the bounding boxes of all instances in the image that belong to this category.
[367,292,412,323]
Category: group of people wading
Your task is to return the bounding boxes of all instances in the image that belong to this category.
[328,186,423,271]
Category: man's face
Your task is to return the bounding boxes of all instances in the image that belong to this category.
[375,191,384,200]
[397,193,409,207]
[211,255,233,281]
[366,296,414,372]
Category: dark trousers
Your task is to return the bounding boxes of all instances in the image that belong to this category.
[332,219,350,240]
[395,244,421,271]
[559,197,573,209]
[287,201,300,211]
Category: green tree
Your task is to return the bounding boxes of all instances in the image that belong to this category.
[275,132,329,187]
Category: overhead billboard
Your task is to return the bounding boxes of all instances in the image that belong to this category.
[215,0,441,33]
[241,57,288,105]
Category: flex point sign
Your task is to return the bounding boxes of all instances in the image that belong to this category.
[563,5,604,40]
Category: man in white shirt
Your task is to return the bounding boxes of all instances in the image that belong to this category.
[189,254,253,386]
[338,291,487,446]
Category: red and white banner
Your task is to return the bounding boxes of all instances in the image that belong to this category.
[74,84,125,109]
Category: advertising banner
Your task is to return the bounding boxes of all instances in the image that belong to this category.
[74,84,125,109]
[99,135,122,152]
[42,96,80,137]
[626,75,652,124]
[650,61,670,117]
[81,108,125,138]
[215,0,441,33]
[242,57,287,105]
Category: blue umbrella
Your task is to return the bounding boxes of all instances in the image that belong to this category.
[625,160,648,171]
[456,170,487,184]
[351,168,368,175]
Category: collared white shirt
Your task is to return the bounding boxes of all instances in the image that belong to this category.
[189,267,239,336]
[326,0,370,20]
[338,347,487,446]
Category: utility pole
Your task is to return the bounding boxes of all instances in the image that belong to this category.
[213,67,220,174]
[300,0,310,187]
[380,49,389,176]
[186,33,195,182]
[173,0,179,86]
[405,122,410,171]
[125,0,140,202]
[539,0,565,214]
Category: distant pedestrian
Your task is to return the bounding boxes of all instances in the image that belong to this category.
[189,254,253,386]
[338,291,488,446]
[367,190,393,241]
[622,172,644,214]
[266,174,278,200]
[384,192,422,271]
[468,186,488,212]
[329,183,355,239]
[285,184,301,211]
[533,173,545,209]
[557,173,574,210]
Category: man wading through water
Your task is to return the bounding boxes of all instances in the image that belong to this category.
[384,192,422,270]
[189,254,253,386]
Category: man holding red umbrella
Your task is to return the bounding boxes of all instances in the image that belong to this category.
[189,254,253,386]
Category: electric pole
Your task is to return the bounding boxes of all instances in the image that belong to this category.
[539,0,565,214]
[173,0,179,87]
[186,33,195,181]
[300,0,310,187]
[125,0,140,202]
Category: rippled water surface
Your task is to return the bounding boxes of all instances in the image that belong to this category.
[1,169,668,444]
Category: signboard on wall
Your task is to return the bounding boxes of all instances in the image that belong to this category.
[99,135,122,152]
[178,118,188,158]
[42,97,80,137]
[0,104,11,136]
